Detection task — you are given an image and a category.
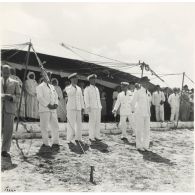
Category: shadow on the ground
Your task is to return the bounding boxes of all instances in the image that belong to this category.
[68,141,89,155]
[1,156,18,171]
[1,163,18,172]
[138,150,175,165]
[90,140,109,153]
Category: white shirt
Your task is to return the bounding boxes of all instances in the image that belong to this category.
[65,84,84,111]
[84,85,102,109]
[152,91,165,106]
[113,90,134,115]
[36,82,58,113]
[131,87,151,117]
[168,93,180,108]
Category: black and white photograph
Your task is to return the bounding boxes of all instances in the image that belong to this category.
[0,1,194,192]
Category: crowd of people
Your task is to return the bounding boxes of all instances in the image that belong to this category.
[1,64,194,158]
[113,83,194,122]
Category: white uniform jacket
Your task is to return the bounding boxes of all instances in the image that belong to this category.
[36,82,58,113]
[131,87,151,117]
[113,90,134,116]
[152,91,165,106]
[84,85,102,109]
[168,93,180,108]
[65,84,84,111]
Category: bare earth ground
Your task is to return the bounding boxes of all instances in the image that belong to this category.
[1,129,194,192]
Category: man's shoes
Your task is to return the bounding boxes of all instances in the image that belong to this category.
[137,148,145,152]
[69,140,76,145]
[51,144,60,152]
[89,139,96,142]
[1,151,11,158]
[143,148,150,151]
[95,137,102,142]
[121,137,128,141]
[39,144,52,154]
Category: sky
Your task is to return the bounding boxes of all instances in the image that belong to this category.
[0,2,195,88]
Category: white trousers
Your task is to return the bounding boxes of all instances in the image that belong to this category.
[88,108,101,139]
[39,111,59,146]
[135,115,150,149]
[120,114,135,138]
[67,110,82,141]
[170,106,179,122]
[155,105,164,121]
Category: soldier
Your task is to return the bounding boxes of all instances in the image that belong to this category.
[84,74,102,142]
[65,73,84,144]
[112,82,134,140]
[152,85,165,122]
[131,77,151,151]
[168,88,180,122]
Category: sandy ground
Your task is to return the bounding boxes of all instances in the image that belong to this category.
[1,128,194,192]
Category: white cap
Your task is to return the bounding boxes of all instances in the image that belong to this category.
[121,82,129,86]
[87,74,97,81]
[68,72,77,79]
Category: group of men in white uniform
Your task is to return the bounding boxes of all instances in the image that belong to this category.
[113,76,152,151]
[36,72,104,153]
[36,70,152,153]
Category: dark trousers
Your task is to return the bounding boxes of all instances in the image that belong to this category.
[1,112,15,152]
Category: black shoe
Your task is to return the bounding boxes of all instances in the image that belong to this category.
[95,138,102,142]
[51,144,60,152]
[89,139,96,142]
[121,137,128,141]
[39,144,52,154]
[1,151,11,158]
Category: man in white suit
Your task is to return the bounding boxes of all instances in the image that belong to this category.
[152,85,165,122]
[112,82,134,140]
[131,77,151,151]
[84,74,102,142]
[65,73,84,144]
[36,71,60,153]
[168,88,180,122]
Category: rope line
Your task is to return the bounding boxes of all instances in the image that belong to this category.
[185,74,194,84]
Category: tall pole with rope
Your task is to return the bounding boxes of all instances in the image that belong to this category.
[15,41,32,158]
[175,72,185,129]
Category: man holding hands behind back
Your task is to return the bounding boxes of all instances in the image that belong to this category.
[65,73,84,144]
[84,74,102,142]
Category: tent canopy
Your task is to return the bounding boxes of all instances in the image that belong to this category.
[1,49,155,90]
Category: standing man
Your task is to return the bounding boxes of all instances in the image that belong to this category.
[152,85,165,122]
[65,73,84,144]
[131,77,151,151]
[168,88,180,122]
[10,67,26,120]
[51,78,64,122]
[25,71,39,121]
[84,74,102,142]
[1,65,20,157]
[112,82,134,140]
[36,71,60,153]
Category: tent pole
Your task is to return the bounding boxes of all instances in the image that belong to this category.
[15,41,32,158]
[175,72,185,129]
